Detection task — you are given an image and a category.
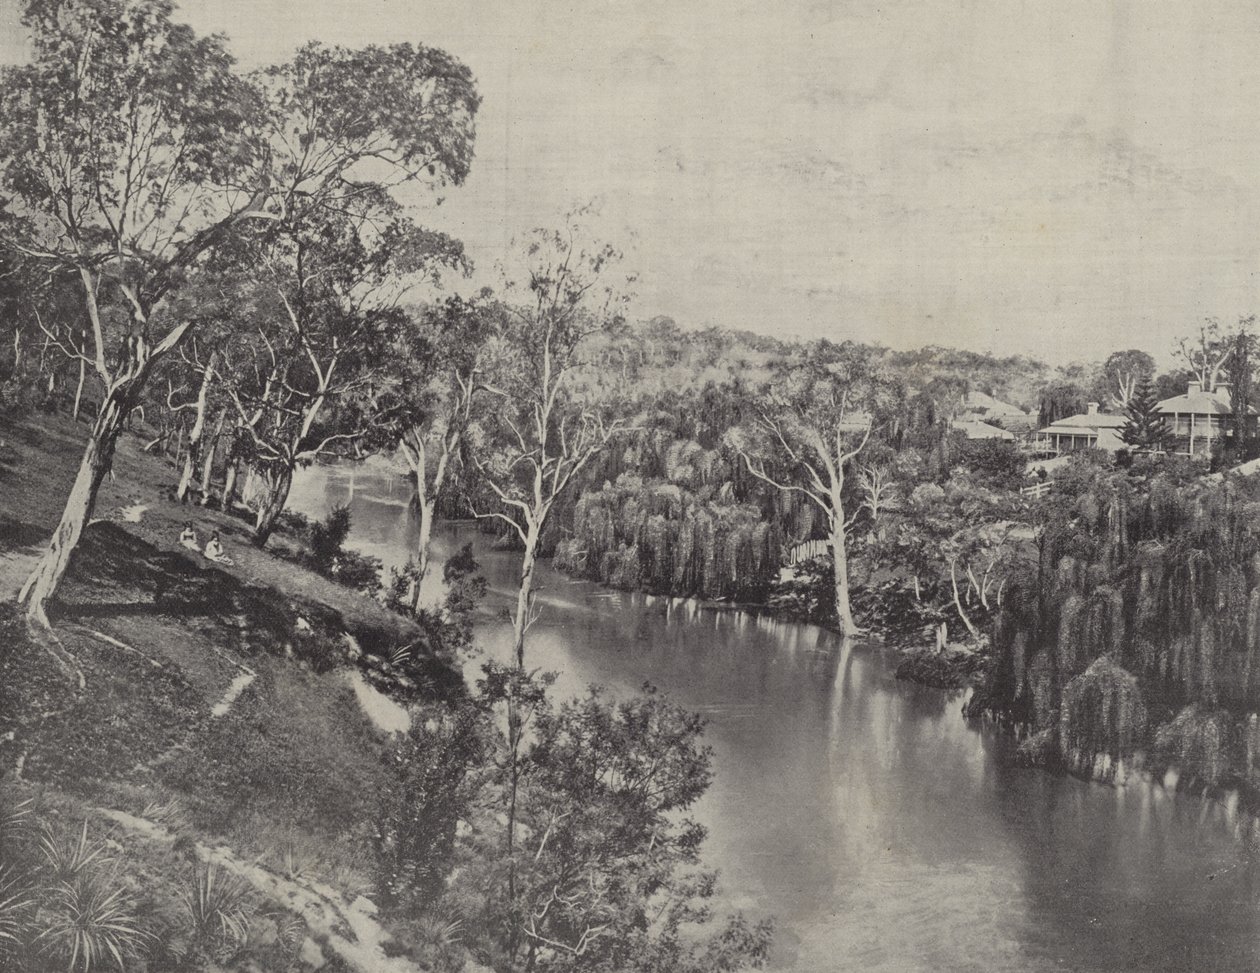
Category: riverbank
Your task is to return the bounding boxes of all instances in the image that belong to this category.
[284,461,1260,972]
[547,548,991,690]
[0,413,472,971]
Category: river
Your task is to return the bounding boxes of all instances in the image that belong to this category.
[289,465,1260,972]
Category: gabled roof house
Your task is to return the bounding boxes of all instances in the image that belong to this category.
[1033,402,1126,456]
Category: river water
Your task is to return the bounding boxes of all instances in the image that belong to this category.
[289,465,1260,972]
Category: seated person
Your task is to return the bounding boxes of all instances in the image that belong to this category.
[179,522,199,550]
[203,531,233,565]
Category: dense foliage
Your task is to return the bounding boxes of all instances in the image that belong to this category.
[970,457,1260,804]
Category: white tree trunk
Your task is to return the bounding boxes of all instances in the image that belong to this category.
[19,389,128,625]
[830,508,857,637]
[411,497,436,612]
[198,409,226,505]
[949,561,979,637]
[512,523,540,667]
[72,358,86,421]
[176,356,217,502]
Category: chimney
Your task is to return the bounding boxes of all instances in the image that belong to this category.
[1086,401,1099,415]
[1215,381,1233,405]
[1188,380,1202,395]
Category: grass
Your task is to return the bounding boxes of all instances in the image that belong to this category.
[0,410,470,970]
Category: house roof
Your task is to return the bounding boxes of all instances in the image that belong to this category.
[1039,411,1126,433]
[1155,391,1253,416]
[965,390,1028,418]
[952,419,1015,440]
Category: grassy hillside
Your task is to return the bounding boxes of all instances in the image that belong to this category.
[0,413,469,971]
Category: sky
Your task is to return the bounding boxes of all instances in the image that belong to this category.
[4,0,1260,365]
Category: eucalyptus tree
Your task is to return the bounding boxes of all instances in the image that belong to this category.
[392,295,499,607]
[1175,319,1234,391]
[219,210,467,546]
[9,265,93,416]
[0,0,265,625]
[469,224,634,666]
[730,340,898,638]
[0,0,479,624]
[1097,349,1155,411]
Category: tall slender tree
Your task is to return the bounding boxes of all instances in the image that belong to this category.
[1119,377,1171,453]
[2,0,264,624]
[469,222,633,666]
[1225,317,1257,458]
[393,296,498,606]
[1097,349,1155,411]
[218,212,466,546]
[1,0,479,623]
[1175,319,1234,391]
[731,341,898,637]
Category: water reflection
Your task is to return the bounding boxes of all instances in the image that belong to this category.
[289,466,1260,972]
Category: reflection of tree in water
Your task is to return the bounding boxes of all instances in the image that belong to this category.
[986,755,1260,972]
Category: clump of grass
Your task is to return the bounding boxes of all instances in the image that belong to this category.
[35,867,149,972]
[415,911,463,950]
[269,909,307,959]
[39,820,112,886]
[181,863,250,955]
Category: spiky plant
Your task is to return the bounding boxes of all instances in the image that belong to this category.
[39,821,112,885]
[181,863,250,954]
[0,865,34,955]
[35,869,148,972]
[414,911,464,949]
[389,642,414,669]
[269,910,307,959]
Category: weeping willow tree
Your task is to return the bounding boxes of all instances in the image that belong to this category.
[548,389,822,602]
[973,458,1260,801]
[554,472,782,601]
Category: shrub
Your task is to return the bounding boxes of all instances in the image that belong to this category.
[310,504,353,574]
[386,546,486,657]
[180,864,250,959]
[375,702,489,910]
[306,504,383,595]
[441,544,487,652]
[332,549,385,597]
[273,509,312,536]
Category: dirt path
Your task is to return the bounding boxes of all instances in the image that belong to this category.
[96,807,454,973]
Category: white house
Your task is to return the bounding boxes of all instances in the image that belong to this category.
[1033,402,1126,456]
[1155,380,1255,457]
